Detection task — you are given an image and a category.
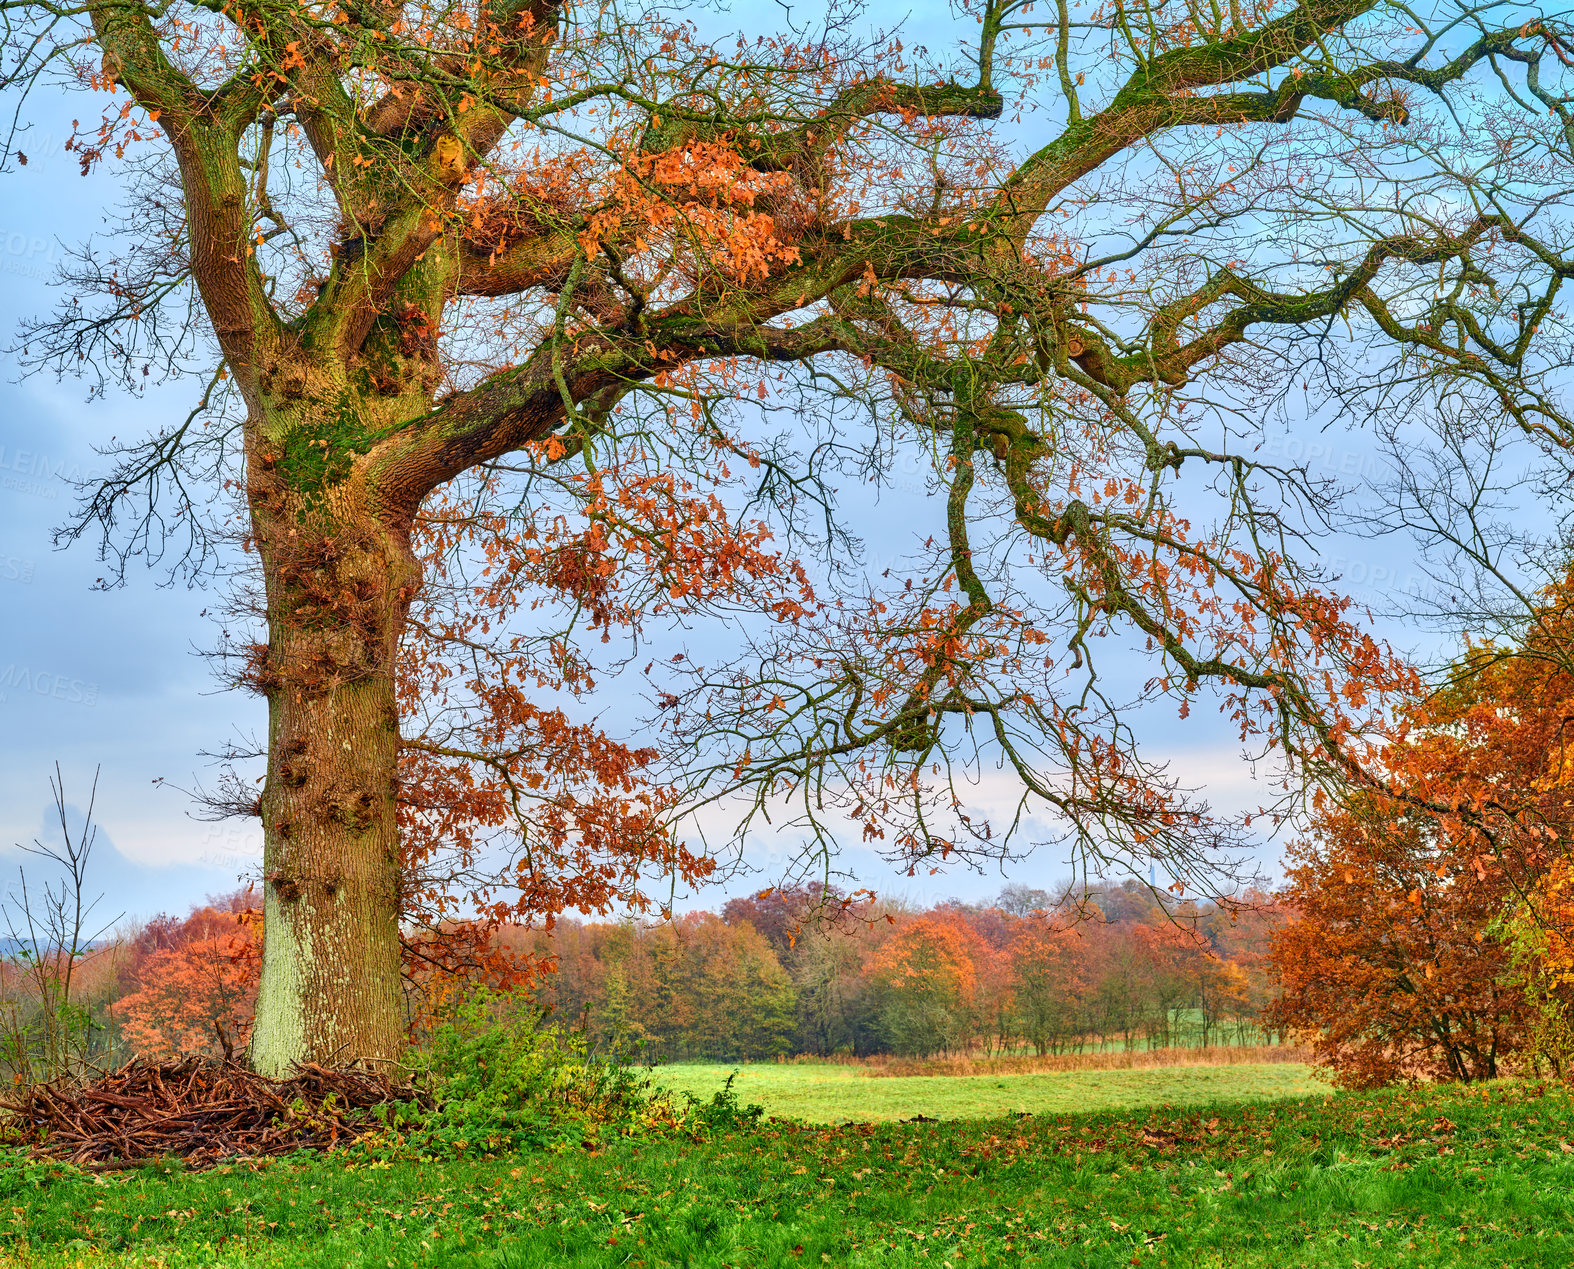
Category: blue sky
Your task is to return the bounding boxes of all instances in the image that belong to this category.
[0,121,262,925]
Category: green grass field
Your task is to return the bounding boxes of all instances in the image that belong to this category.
[6,1071,1574,1267]
[652,1061,1322,1123]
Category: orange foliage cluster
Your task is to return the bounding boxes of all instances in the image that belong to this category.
[387,452,816,1004]
[373,285,847,992]
[113,894,260,1062]
[1271,576,1574,1086]
[581,140,802,282]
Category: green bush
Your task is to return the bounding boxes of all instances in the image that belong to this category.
[414,988,671,1153]
[683,1071,765,1132]
[377,988,727,1157]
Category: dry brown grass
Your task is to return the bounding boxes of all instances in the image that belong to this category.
[811,1044,1311,1078]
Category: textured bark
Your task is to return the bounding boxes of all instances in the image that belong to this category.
[250,667,406,1076]
[246,384,421,1075]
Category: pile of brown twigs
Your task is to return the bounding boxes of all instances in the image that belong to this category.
[1,1056,424,1169]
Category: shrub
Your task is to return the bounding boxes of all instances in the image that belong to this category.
[385,988,688,1156]
[684,1072,764,1132]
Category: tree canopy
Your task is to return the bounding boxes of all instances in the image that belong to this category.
[3,0,1572,1069]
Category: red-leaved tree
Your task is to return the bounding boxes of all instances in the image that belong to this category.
[115,901,261,1062]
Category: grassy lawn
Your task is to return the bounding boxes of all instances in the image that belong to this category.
[6,1077,1574,1267]
[650,1061,1322,1123]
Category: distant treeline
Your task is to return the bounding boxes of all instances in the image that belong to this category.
[2,882,1284,1073]
[503,883,1286,1063]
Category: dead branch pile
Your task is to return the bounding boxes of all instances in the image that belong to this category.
[0,1057,426,1168]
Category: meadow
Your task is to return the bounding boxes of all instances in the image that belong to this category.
[653,1059,1322,1123]
[6,1068,1574,1267]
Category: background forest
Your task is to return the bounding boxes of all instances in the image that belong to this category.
[2,880,1284,1072]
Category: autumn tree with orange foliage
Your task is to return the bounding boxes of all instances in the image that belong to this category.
[867,914,985,1056]
[1269,576,1574,1086]
[1007,918,1086,1056]
[115,900,261,1062]
[1270,792,1529,1087]
[5,0,1572,1073]
[1437,577,1574,1078]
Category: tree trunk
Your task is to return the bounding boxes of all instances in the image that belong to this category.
[246,433,420,1076]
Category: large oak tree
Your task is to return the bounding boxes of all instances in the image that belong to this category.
[3,0,1571,1072]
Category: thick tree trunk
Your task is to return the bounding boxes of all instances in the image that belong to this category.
[250,669,405,1075]
[245,428,420,1076]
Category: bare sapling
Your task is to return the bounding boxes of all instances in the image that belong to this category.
[0,765,121,1084]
